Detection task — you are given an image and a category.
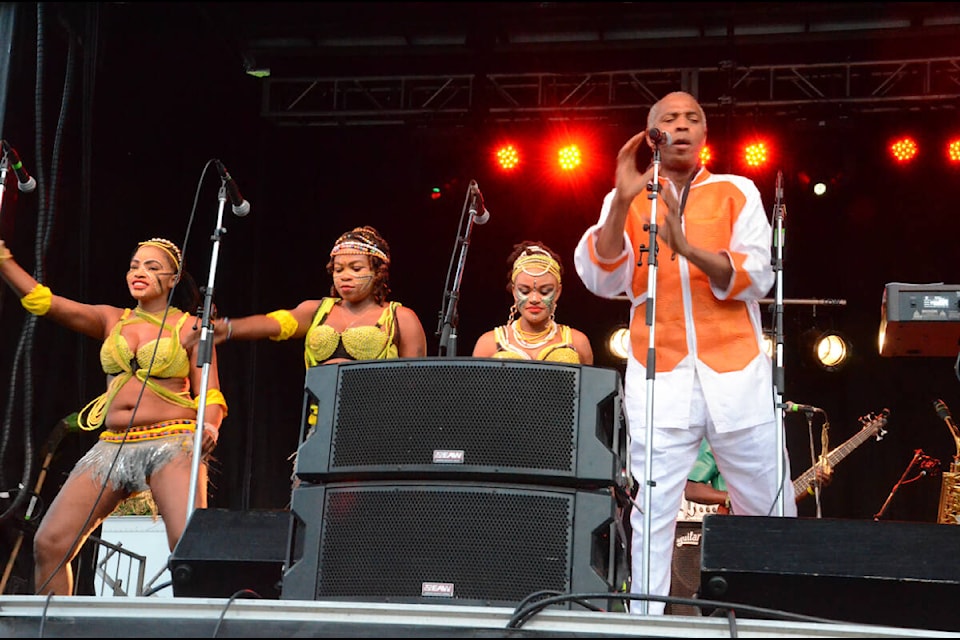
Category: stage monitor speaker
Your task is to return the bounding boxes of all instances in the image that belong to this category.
[295,357,626,489]
[665,521,703,616]
[281,481,628,609]
[700,515,960,631]
[170,509,289,599]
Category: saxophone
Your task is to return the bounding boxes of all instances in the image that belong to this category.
[934,400,960,525]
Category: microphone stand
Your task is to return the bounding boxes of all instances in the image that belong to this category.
[803,411,828,518]
[184,178,231,522]
[635,140,666,615]
[874,449,933,521]
[436,180,485,357]
[771,170,788,516]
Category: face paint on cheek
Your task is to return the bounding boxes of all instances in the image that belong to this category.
[542,290,557,311]
[515,291,531,311]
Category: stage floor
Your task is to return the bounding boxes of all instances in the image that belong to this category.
[1,595,957,638]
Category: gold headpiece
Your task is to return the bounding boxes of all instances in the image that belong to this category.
[138,238,182,271]
[512,246,561,283]
[330,233,389,264]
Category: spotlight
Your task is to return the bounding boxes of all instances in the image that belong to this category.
[761,331,775,358]
[607,327,631,361]
[812,331,850,371]
[812,182,827,196]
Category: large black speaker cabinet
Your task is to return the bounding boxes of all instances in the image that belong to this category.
[170,509,290,599]
[281,481,627,608]
[700,515,960,631]
[295,358,627,488]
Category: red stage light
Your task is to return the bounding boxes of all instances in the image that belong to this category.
[699,145,712,167]
[557,144,582,171]
[948,139,960,164]
[495,144,520,171]
[742,142,770,169]
[889,137,918,163]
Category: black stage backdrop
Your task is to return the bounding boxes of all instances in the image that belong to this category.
[1,4,959,591]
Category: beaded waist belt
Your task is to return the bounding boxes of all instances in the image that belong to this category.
[99,419,197,443]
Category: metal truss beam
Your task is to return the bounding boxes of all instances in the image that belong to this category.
[260,57,960,127]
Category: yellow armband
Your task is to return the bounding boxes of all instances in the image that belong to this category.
[266,309,298,341]
[196,388,228,417]
[21,284,52,316]
[807,485,815,496]
[0,243,11,264]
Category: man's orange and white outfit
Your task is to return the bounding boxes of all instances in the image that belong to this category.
[574,166,797,615]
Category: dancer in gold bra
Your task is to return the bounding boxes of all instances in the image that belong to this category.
[208,225,427,366]
[473,241,593,365]
[0,235,226,596]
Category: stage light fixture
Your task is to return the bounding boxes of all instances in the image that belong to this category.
[948,139,960,164]
[699,145,712,167]
[607,327,630,361]
[812,182,827,196]
[557,144,583,171]
[762,331,775,358]
[495,143,520,171]
[812,331,850,371]
[889,137,918,163]
[742,141,770,170]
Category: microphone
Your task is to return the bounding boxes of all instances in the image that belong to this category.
[647,128,673,147]
[468,180,490,225]
[214,160,251,217]
[934,399,959,431]
[783,401,824,415]
[2,140,37,193]
[775,170,784,201]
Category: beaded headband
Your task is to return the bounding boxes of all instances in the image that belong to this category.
[138,238,182,271]
[330,238,389,264]
[512,246,561,283]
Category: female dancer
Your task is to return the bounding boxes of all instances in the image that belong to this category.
[211,225,427,363]
[473,241,593,364]
[0,236,226,595]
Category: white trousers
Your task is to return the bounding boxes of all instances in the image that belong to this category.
[627,375,796,615]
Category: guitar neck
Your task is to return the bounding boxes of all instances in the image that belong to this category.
[792,416,885,498]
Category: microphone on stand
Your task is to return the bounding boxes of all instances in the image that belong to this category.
[1,140,37,192]
[468,180,490,225]
[783,401,825,415]
[647,128,672,147]
[214,160,251,217]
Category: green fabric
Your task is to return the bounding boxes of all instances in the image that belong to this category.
[687,439,727,491]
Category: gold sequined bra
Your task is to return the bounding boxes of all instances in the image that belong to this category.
[79,307,194,431]
[100,308,191,377]
[304,297,401,367]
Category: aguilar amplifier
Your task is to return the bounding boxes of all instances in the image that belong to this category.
[879,283,960,357]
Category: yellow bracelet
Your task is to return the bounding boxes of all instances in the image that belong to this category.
[807,485,815,496]
[266,309,298,341]
[196,388,229,417]
[0,245,11,264]
[21,283,53,316]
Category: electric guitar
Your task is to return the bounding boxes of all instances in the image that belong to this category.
[792,408,890,500]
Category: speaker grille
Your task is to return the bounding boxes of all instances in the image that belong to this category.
[282,482,624,607]
[320,486,570,601]
[296,358,625,487]
[333,363,575,469]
